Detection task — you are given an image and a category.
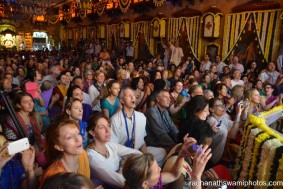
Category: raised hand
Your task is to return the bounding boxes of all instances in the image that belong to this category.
[191,145,212,181]
[179,134,197,158]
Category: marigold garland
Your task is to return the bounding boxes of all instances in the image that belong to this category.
[236,105,283,186]
[269,146,283,183]
[248,132,270,180]
[257,138,278,181]
[263,139,282,182]
[276,154,283,181]
[235,124,255,179]
[238,128,261,181]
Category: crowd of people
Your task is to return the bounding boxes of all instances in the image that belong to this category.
[0,40,282,189]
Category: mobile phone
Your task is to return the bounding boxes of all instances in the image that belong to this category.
[8,138,30,155]
[188,144,202,155]
[22,55,25,59]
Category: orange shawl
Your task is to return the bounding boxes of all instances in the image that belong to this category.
[39,150,90,188]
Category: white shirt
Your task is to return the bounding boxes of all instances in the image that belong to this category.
[83,92,92,106]
[88,85,101,112]
[111,110,147,150]
[216,62,227,74]
[259,71,279,85]
[229,63,244,73]
[169,44,184,66]
[87,142,141,188]
[231,79,244,87]
[200,61,212,72]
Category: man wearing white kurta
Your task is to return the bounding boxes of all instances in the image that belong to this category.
[169,41,184,66]
[111,87,167,165]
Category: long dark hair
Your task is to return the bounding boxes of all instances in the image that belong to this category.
[179,95,213,143]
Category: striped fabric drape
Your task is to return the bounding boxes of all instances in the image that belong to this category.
[253,10,282,61]
[222,10,282,62]
[132,22,154,58]
[167,18,183,42]
[184,16,201,61]
[106,24,119,49]
[222,12,251,61]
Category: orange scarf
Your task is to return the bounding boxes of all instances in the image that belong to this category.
[40,150,90,188]
[57,84,68,97]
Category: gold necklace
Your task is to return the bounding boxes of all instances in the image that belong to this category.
[90,143,109,158]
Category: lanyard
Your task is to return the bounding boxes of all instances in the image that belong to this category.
[122,109,135,143]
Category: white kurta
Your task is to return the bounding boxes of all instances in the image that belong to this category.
[87,142,141,188]
[170,44,184,66]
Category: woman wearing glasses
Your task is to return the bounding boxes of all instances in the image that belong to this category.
[207,98,244,164]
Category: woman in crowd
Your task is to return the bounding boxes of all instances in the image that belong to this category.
[122,134,211,189]
[260,83,283,111]
[101,80,121,118]
[207,98,244,164]
[4,92,45,151]
[87,114,141,188]
[88,70,106,112]
[48,73,68,121]
[179,96,214,144]
[131,77,145,110]
[242,88,262,119]
[66,85,92,122]
[41,120,102,188]
[136,71,161,111]
[162,69,170,90]
[209,64,218,80]
[214,83,228,102]
[116,69,130,88]
[16,66,25,84]
[64,98,88,148]
[246,61,259,83]
[73,67,81,77]
[0,76,15,100]
[65,70,72,87]
[242,75,252,90]
[200,74,211,90]
[83,69,94,93]
[23,69,51,133]
[169,81,189,126]
[253,79,264,96]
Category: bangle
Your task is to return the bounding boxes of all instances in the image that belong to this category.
[236,115,241,119]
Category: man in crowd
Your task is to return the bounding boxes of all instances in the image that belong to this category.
[111,87,166,164]
[145,89,179,153]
